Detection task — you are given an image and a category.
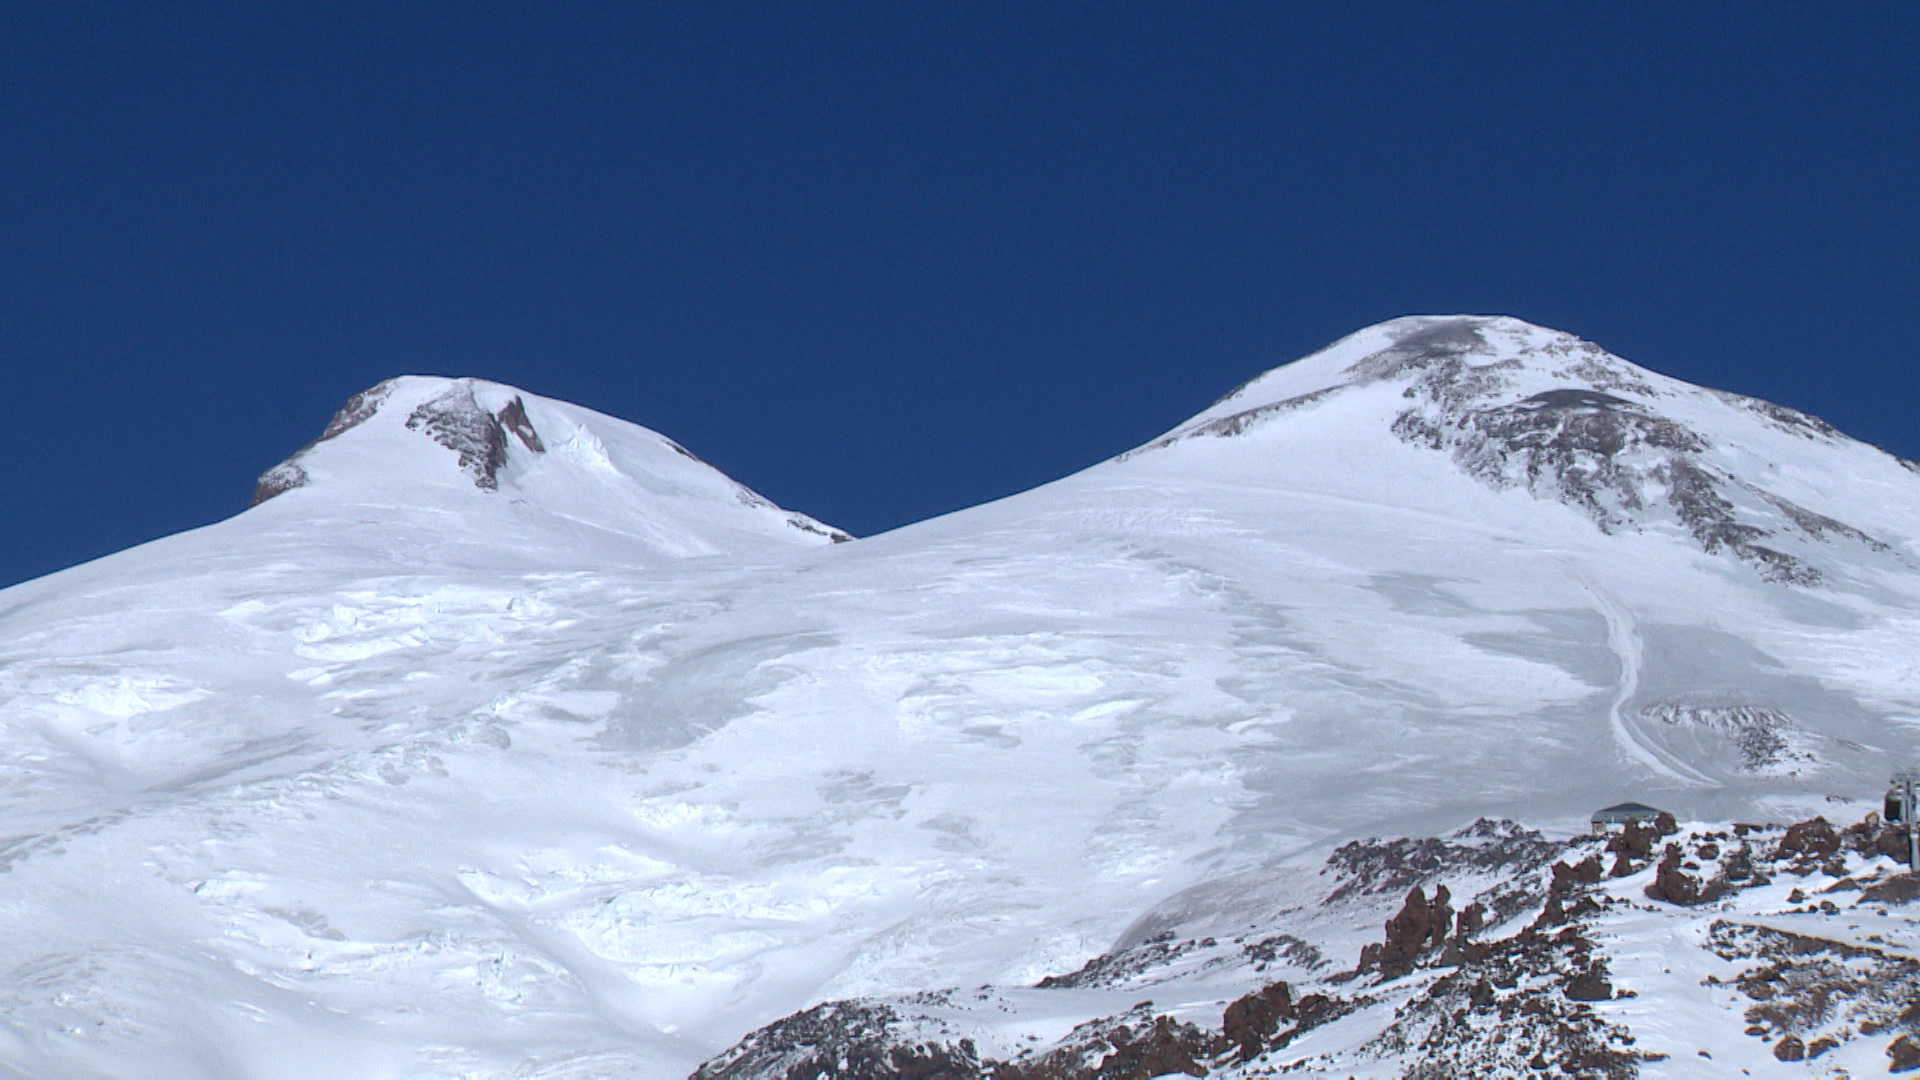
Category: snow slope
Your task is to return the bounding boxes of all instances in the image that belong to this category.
[1,319,1917,1078]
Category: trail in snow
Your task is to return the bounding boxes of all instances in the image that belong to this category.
[1570,569,1715,786]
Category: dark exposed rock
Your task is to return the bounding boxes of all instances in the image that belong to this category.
[1080,1015,1211,1080]
[1359,884,1457,978]
[1134,387,1343,453]
[689,1000,984,1080]
[252,461,310,506]
[1321,818,1559,914]
[1605,820,1659,866]
[1645,845,1708,906]
[1034,933,1205,990]
[319,382,395,441]
[1639,700,1813,773]
[1564,965,1614,1002]
[1772,1034,1805,1061]
[251,380,398,505]
[1241,933,1325,973]
[1454,901,1486,940]
[1661,460,1822,584]
[406,385,515,490]
[1359,913,1643,1080]
[1775,816,1841,862]
[1221,982,1292,1062]
[1752,486,1891,551]
[253,380,550,504]
[1860,874,1920,904]
[1711,390,1842,441]
[495,396,545,453]
[1893,1033,1920,1073]
[785,515,857,543]
[1128,317,1886,586]
[1551,856,1603,893]
[991,1006,1229,1080]
[1708,920,1920,1063]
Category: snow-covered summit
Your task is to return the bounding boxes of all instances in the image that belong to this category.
[249,375,850,557]
[1127,315,1913,586]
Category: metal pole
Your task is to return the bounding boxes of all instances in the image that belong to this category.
[1900,769,1920,872]
[1892,769,1920,873]
[1909,777,1919,872]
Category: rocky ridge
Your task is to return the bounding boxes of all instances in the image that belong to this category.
[1136,316,1906,585]
[693,810,1920,1079]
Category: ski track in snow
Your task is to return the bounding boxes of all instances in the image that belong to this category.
[1570,569,1715,787]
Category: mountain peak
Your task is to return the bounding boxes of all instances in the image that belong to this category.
[254,377,539,504]
[1126,316,1907,586]
[250,375,851,555]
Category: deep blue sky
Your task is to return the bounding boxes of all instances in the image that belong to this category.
[3,4,1916,588]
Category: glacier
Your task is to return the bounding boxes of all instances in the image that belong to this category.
[0,316,1916,1078]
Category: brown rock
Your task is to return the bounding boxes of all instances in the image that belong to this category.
[1454,901,1486,940]
[1551,856,1604,893]
[1776,816,1840,861]
[1221,982,1292,1062]
[495,397,546,453]
[1366,884,1455,976]
[1860,874,1920,905]
[1607,821,1658,861]
[1646,845,1708,906]
[1878,826,1915,864]
[1892,1033,1920,1074]
[1564,967,1613,1002]
[1096,1015,1212,1079]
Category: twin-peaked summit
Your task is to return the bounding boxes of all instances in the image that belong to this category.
[254,318,1917,587]
[7,316,1920,1080]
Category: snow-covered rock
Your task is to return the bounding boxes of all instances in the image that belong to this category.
[1,318,1917,1078]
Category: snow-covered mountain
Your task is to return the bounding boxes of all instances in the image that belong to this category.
[1,318,1916,1079]
[251,374,850,554]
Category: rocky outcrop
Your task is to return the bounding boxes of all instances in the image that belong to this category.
[1359,884,1454,977]
[252,380,550,505]
[1774,815,1841,862]
[692,811,1918,1080]
[251,381,398,504]
[1220,983,1292,1062]
[1708,919,1920,1069]
[1861,874,1920,904]
[1604,815,1675,877]
[1643,843,1723,906]
[1638,700,1814,774]
[1892,1034,1920,1073]
[404,384,547,490]
[1550,855,1603,893]
[688,1000,984,1080]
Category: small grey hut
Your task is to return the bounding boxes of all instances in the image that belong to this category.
[1590,802,1665,833]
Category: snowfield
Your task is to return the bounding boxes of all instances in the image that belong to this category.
[1,317,1917,1077]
